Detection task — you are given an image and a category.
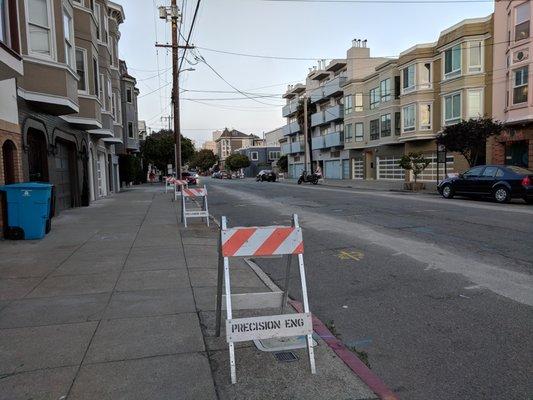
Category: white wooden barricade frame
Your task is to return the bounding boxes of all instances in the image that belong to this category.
[181,186,209,228]
[164,176,173,193]
[173,180,189,201]
[215,214,316,384]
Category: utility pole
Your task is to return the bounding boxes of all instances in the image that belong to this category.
[157,3,194,178]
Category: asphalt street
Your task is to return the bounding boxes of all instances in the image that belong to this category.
[204,178,533,400]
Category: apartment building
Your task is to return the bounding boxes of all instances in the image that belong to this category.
[398,15,493,181]
[0,0,24,236]
[280,83,306,178]
[118,59,140,154]
[308,59,347,179]
[343,40,401,180]
[491,0,533,169]
[202,140,216,152]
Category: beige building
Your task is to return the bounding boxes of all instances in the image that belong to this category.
[214,128,259,167]
[491,0,533,170]
[202,140,216,152]
[398,15,493,181]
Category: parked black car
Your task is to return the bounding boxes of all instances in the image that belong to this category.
[437,165,533,204]
[256,170,277,182]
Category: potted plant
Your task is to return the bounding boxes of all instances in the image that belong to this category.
[398,152,430,191]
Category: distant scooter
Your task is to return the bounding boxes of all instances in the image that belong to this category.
[297,170,320,185]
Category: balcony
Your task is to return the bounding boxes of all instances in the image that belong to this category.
[281,141,304,154]
[61,96,103,130]
[311,131,343,150]
[0,43,23,80]
[282,98,300,118]
[282,121,301,136]
[310,104,344,127]
[310,76,347,104]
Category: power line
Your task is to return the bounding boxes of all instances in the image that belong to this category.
[178,0,201,72]
[260,0,493,3]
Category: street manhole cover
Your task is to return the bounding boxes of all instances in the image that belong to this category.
[274,351,298,363]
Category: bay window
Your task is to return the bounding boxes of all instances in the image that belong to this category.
[468,41,482,73]
[344,95,353,115]
[444,44,461,79]
[420,103,431,130]
[75,48,87,92]
[420,63,431,89]
[513,66,528,104]
[355,123,364,142]
[380,114,391,137]
[402,65,415,92]
[370,87,380,109]
[394,112,401,135]
[467,89,483,119]
[380,78,391,102]
[95,3,101,41]
[515,2,530,42]
[402,104,415,132]
[344,123,353,142]
[370,119,379,140]
[28,0,53,57]
[444,92,461,125]
[63,7,74,68]
[354,93,363,112]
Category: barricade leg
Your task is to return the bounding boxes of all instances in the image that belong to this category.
[280,254,292,313]
[182,193,187,227]
[204,196,210,227]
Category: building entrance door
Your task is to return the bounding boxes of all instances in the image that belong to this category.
[27,129,49,182]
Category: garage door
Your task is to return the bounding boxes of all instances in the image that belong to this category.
[324,160,341,179]
[352,159,364,180]
[289,163,305,179]
[376,156,405,180]
[55,141,74,210]
[342,159,350,179]
[419,154,454,182]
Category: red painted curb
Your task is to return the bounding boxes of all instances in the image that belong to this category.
[290,300,399,400]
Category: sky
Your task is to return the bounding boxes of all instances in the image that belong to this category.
[117,0,495,147]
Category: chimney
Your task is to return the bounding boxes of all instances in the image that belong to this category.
[362,39,367,48]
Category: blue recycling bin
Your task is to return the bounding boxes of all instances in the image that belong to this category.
[0,182,53,240]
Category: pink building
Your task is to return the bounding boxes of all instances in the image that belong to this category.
[491,0,533,169]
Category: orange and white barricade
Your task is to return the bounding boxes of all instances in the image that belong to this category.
[164,176,174,193]
[181,186,209,227]
[215,214,315,384]
[173,179,188,201]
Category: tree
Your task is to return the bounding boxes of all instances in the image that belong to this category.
[190,149,217,172]
[437,118,504,167]
[119,154,143,185]
[140,129,195,173]
[277,154,288,172]
[225,153,250,171]
[399,152,431,183]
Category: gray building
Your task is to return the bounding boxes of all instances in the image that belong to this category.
[118,60,139,154]
[237,146,281,177]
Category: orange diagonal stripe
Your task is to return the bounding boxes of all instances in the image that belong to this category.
[292,242,304,254]
[253,227,294,256]
[222,228,257,257]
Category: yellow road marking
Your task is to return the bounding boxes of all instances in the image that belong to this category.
[337,250,364,261]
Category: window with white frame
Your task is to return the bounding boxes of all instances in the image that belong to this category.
[370,87,380,109]
[420,103,432,130]
[395,112,401,135]
[75,48,87,92]
[95,3,101,40]
[93,57,99,95]
[380,78,391,102]
[380,114,391,137]
[344,95,353,114]
[444,44,461,79]
[103,10,109,44]
[269,151,280,160]
[513,66,528,104]
[28,0,53,57]
[468,41,483,73]
[115,93,122,124]
[420,63,431,89]
[250,151,258,161]
[515,2,530,42]
[402,64,415,92]
[63,7,74,68]
[354,93,363,111]
[402,104,415,132]
[467,89,483,119]
[126,87,132,103]
[344,123,353,142]
[355,122,364,142]
[444,92,461,125]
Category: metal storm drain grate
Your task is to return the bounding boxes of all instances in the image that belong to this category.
[274,351,298,363]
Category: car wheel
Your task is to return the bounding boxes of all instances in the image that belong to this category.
[441,184,454,199]
[493,186,510,203]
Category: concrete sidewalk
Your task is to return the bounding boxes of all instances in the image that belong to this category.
[0,184,379,400]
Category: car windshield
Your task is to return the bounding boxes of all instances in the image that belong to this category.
[506,166,533,175]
